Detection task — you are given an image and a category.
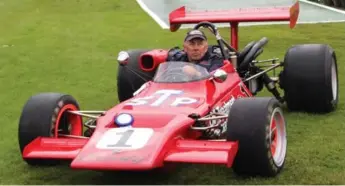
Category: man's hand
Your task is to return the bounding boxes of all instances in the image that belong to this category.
[182,65,201,77]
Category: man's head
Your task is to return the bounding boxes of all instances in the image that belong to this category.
[183,29,208,62]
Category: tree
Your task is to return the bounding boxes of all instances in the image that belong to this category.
[309,0,345,8]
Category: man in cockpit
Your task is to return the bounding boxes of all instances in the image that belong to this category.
[166,29,224,76]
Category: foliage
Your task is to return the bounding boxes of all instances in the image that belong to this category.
[308,0,345,8]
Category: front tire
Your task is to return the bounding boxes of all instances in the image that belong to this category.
[227,97,287,177]
[18,93,83,166]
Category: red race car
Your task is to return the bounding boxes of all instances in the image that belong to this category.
[19,1,338,177]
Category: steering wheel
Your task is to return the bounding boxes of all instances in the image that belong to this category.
[193,22,239,59]
[157,67,190,82]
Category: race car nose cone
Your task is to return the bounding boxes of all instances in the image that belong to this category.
[115,113,134,127]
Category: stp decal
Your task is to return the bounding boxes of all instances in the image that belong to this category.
[125,89,198,107]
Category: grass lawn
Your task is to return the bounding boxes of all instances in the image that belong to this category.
[0,0,344,184]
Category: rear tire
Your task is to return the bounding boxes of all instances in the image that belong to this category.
[117,49,156,102]
[227,97,287,177]
[18,93,83,166]
[280,44,338,113]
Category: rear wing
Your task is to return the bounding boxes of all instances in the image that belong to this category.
[169,1,300,49]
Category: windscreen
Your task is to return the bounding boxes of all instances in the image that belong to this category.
[153,61,210,83]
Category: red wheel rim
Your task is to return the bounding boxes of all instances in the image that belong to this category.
[269,107,287,167]
[53,104,83,137]
[270,118,278,155]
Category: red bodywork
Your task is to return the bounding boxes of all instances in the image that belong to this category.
[139,49,168,72]
[23,60,251,170]
[21,2,299,171]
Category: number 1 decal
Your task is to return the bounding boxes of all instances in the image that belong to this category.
[107,129,135,148]
[96,128,154,150]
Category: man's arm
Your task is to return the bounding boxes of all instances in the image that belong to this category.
[182,65,202,77]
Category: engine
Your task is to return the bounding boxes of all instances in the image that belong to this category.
[139,49,168,72]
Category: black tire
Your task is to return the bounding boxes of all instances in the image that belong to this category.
[280,44,338,113]
[18,93,83,166]
[117,49,156,102]
[227,97,287,177]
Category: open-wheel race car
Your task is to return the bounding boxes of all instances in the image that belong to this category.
[19,1,338,177]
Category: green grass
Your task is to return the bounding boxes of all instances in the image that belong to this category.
[0,0,345,184]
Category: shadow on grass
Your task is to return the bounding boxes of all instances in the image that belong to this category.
[24,161,257,185]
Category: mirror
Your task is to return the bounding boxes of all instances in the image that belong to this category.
[117,51,129,65]
[212,69,227,83]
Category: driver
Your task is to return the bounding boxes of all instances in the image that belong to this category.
[166,29,224,77]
